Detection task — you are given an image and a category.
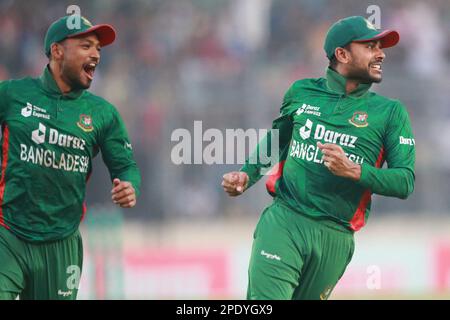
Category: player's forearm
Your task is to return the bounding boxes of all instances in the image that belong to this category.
[240,132,273,189]
[240,165,260,190]
[239,93,296,190]
[358,163,415,199]
[241,124,292,190]
[112,165,142,197]
[346,162,361,181]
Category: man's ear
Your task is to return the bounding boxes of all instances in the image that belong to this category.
[334,46,351,64]
[50,42,64,61]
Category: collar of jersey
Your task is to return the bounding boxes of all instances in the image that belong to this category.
[325,67,371,98]
[40,65,84,100]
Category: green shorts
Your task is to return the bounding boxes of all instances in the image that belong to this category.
[0,227,83,300]
[247,199,355,300]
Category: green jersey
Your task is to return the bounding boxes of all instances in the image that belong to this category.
[0,66,141,242]
[241,68,415,231]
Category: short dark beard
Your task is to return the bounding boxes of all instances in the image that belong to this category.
[348,52,382,84]
[346,63,382,84]
[61,62,90,91]
[332,45,382,84]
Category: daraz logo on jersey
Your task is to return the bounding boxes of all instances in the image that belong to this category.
[299,119,358,148]
[21,123,89,173]
[30,123,86,150]
[32,123,46,144]
[299,119,313,139]
[293,119,363,165]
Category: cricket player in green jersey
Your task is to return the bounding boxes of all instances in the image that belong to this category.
[0,15,141,300]
[222,16,415,300]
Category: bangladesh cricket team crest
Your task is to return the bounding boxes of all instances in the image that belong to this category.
[77,114,94,132]
[349,111,369,128]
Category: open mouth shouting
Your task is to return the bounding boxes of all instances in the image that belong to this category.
[83,62,97,81]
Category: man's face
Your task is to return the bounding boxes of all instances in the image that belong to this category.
[57,33,101,90]
[344,40,385,84]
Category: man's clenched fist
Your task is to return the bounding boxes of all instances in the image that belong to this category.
[111,178,137,208]
[222,171,249,197]
[317,142,361,181]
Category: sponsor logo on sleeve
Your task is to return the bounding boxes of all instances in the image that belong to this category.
[124,142,133,150]
[399,136,415,146]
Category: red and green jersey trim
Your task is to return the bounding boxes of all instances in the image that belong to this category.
[350,147,385,231]
[0,125,10,229]
[80,171,92,222]
[265,161,286,196]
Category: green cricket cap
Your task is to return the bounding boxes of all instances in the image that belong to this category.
[44,15,116,57]
[324,16,399,59]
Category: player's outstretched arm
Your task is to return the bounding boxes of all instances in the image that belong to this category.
[222,171,249,197]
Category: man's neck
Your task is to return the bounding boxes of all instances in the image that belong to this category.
[333,65,361,95]
[345,79,360,94]
[48,62,72,94]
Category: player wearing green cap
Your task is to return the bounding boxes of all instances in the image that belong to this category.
[0,15,141,300]
[222,16,415,300]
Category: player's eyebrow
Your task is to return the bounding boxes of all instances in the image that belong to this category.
[79,38,101,47]
[366,40,381,46]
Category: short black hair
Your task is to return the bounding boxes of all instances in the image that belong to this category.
[328,55,338,69]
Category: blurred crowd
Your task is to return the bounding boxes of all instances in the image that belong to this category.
[1,0,450,221]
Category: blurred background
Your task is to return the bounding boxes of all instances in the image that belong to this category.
[1,0,450,299]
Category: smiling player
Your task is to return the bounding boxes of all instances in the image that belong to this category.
[222,16,415,300]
